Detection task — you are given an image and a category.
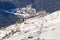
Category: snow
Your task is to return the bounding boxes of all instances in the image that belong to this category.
[0,10,60,40]
[40,24,60,40]
[0,30,7,39]
[14,6,37,18]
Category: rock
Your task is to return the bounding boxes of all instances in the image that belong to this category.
[15,5,49,19]
[15,5,37,18]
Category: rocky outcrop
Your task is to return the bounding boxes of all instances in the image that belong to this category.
[15,6,36,18]
[15,6,49,18]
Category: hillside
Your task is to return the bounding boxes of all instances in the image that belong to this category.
[0,10,60,40]
[0,0,60,40]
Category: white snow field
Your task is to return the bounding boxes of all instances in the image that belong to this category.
[0,10,60,40]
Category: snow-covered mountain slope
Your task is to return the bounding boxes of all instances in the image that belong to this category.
[0,10,60,40]
[40,10,60,40]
